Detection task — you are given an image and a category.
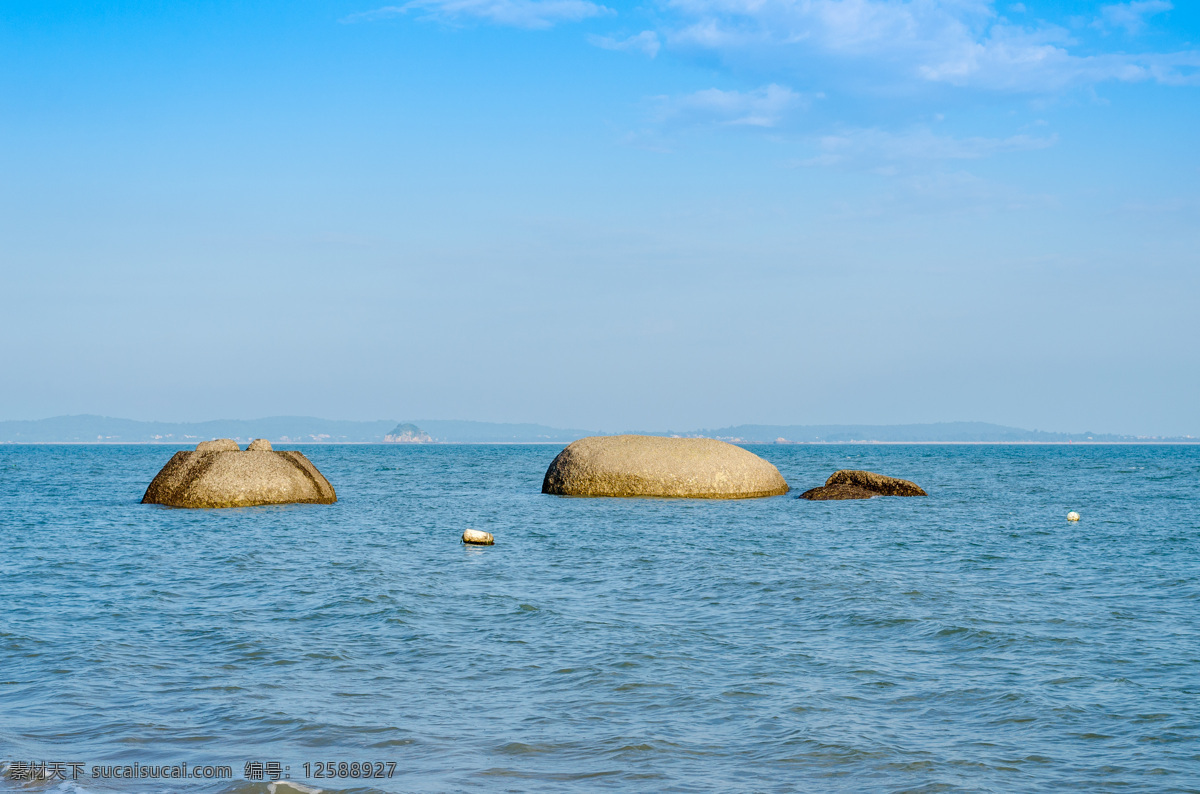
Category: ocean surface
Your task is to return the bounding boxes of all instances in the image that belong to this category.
[1,444,1198,793]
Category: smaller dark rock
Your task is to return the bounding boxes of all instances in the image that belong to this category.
[798,483,878,500]
[799,470,926,500]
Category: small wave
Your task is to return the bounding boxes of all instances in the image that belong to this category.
[217,782,327,794]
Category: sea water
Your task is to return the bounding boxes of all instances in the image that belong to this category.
[1,444,1197,793]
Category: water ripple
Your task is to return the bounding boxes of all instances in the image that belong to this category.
[1,444,1198,792]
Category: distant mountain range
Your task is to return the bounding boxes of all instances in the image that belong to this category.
[0,416,591,444]
[680,422,1196,443]
[0,416,1193,444]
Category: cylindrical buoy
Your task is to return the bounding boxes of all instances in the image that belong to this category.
[462,528,494,545]
[1067,511,1081,522]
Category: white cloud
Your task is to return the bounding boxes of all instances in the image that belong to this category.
[656,84,805,127]
[1097,1,1173,34]
[589,30,661,57]
[343,0,610,29]
[659,0,1199,91]
[916,24,1200,89]
[666,0,996,57]
[345,0,1198,91]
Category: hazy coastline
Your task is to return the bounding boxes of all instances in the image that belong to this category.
[2,416,1194,445]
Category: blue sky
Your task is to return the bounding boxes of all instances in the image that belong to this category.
[1,0,1197,434]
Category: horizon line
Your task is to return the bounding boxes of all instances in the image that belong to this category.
[1,413,1192,437]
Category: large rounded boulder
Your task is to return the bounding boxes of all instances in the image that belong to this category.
[799,470,926,501]
[142,439,337,508]
[542,435,789,499]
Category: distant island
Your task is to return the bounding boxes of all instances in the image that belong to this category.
[0,416,1194,444]
[383,423,433,443]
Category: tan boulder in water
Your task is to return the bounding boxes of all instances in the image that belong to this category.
[799,470,926,500]
[542,435,789,499]
[142,439,336,508]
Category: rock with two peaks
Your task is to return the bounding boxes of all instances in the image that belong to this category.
[798,470,926,501]
[542,435,789,499]
[142,439,337,508]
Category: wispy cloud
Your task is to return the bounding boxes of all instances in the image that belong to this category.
[659,0,1199,91]
[345,0,1197,90]
[915,26,1200,89]
[588,30,661,57]
[343,0,610,29]
[655,84,806,127]
[1096,1,1173,34]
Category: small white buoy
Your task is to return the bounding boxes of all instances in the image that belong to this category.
[1067,511,1080,522]
[462,528,494,545]
[269,782,322,794]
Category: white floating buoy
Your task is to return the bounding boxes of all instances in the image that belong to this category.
[1067,511,1081,522]
[269,782,322,794]
[462,528,495,545]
